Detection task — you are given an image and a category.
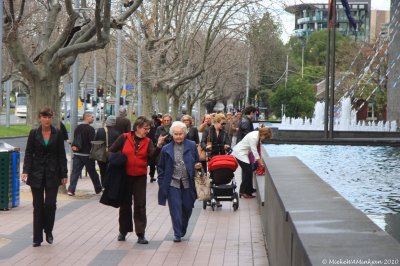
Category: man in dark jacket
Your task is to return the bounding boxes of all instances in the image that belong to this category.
[237,106,256,143]
[68,112,102,195]
[115,107,131,134]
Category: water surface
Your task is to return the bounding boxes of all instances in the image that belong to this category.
[265,144,400,242]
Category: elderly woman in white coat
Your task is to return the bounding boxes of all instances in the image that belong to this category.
[231,127,272,198]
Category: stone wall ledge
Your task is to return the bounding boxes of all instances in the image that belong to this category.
[258,146,400,266]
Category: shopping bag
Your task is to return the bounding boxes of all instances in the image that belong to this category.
[194,169,210,201]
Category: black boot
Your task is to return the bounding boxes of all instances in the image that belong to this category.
[137,234,148,244]
[118,232,127,241]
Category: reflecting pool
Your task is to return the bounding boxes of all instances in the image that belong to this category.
[265,144,400,243]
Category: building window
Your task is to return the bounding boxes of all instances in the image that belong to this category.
[367,103,376,121]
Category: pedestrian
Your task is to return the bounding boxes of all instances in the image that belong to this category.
[232,127,272,198]
[147,115,159,183]
[155,114,173,148]
[198,114,212,133]
[21,107,68,247]
[157,121,202,242]
[94,115,120,187]
[200,113,230,159]
[230,112,242,147]
[115,107,132,134]
[109,116,166,244]
[68,112,102,196]
[198,114,212,172]
[225,112,233,146]
[60,121,69,141]
[181,115,199,144]
[237,106,257,143]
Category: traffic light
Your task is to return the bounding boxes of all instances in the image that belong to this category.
[97,87,104,97]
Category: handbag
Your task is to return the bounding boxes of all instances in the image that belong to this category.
[89,127,109,162]
[256,163,265,175]
[197,144,207,161]
[194,168,211,201]
[198,128,211,161]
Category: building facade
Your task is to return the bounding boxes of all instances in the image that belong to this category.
[285,0,371,42]
[370,10,390,42]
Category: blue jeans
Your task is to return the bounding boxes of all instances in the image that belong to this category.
[167,186,194,238]
[68,155,102,193]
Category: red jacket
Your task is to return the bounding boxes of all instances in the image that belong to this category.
[122,133,150,176]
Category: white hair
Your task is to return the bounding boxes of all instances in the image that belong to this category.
[170,121,188,135]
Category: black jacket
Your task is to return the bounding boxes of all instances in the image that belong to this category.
[186,126,199,144]
[23,126,68,189]
[100,152,128,208]
[200,125,230,157]
[237,116,254,142]
[94,126,120,149]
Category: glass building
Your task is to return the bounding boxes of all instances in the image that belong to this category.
[285,0,371,42]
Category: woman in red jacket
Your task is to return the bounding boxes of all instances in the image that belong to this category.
[109,116,165,244]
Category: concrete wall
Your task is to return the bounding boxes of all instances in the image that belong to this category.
[259,146,400,266]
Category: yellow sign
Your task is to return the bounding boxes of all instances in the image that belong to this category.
[121,89,126,96]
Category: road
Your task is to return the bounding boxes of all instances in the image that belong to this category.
[0,114,27,125]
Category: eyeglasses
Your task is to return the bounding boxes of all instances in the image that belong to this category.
[142,127,151,131]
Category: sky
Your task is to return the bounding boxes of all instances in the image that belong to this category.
[271,0,391,43]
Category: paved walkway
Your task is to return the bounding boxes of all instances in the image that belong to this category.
[0,169,269,266]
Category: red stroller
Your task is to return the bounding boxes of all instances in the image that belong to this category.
[206,154,239,211]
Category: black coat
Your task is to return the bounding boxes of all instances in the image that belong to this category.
[186,126,199,144]
[94,126,120,149]
[237,116,254,142]
[200,125,230,157]
[23,126,68,189]
[100,152,128,208]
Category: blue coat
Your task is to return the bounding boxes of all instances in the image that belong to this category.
[157,139,199,206]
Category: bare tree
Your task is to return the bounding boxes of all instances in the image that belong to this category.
[127,0,260,117]
[2,0,143,126]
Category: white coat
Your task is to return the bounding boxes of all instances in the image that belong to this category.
[231,130,260,164]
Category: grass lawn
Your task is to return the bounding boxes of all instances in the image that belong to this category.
[0,123,71,138]
[0,125,31,138]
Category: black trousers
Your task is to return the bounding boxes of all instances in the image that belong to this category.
[237,158,254,195]
[119,175,147,237]
[31,180,58,244]
[148,158,156,178]
[98,161,108,188]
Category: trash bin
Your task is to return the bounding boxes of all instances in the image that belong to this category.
[0,142,20,210]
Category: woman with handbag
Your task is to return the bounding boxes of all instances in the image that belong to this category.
[200,113,231,159]
[21,107,68,247]
[157,121,202,242]
[94,115,120,188]
[232,127,272,198]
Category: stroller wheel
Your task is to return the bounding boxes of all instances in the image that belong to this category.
[233,192,239,211]
[211,202,216,211]
[203,200,207,210]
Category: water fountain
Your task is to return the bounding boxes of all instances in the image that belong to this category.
[277,97,397,132]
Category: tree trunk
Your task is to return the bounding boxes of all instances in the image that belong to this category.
[28,76,61,128]
[171,95,179,119]
[141,82,153,117]
[157,89,168,114]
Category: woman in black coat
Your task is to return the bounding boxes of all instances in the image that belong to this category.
[181,115,199,144]
[94,115,120,187]
[200,113,230,159]
[21,107,68,247]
